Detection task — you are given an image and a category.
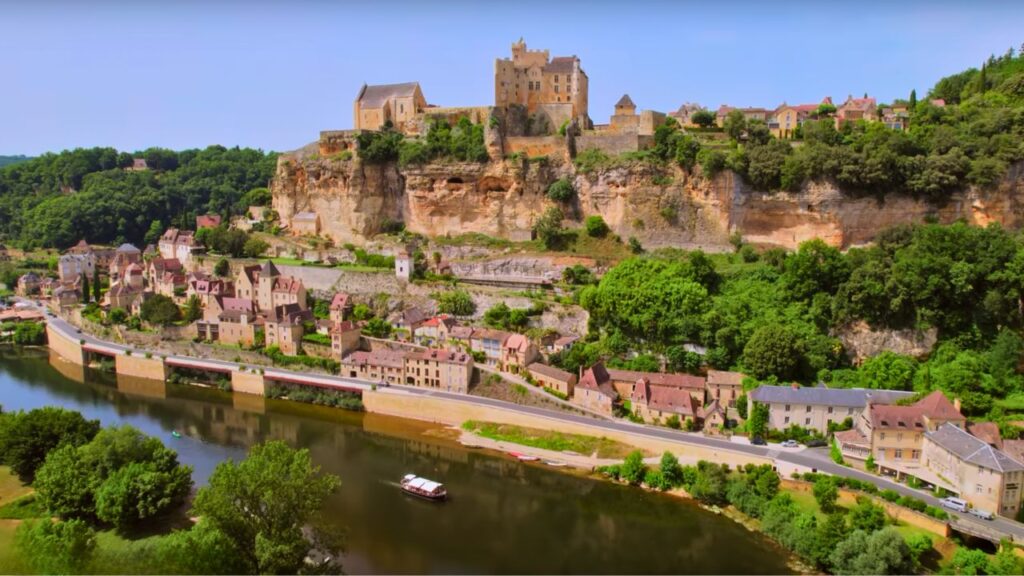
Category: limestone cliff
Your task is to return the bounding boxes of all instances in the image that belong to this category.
[272,149,1024,250]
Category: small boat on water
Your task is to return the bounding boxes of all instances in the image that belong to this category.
[171,431,182,439]
[544,460,566,467]
[507,451,540,461]
[400,474,447,501]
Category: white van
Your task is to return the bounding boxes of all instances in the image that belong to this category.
[968,507,994,521]
[940,497,968,513]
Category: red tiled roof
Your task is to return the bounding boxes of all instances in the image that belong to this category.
[272,277,303,294]
[869,390,963,430]
[632,379,699,417]
[407,348,472,365]
[968,422,1002,449]
[504,333,532,352]
[330,292,351,310]
[607,368,705,391]
[196,214,222,229]
[707,370,744,387]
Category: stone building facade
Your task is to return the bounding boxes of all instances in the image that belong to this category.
[494,38,589,129]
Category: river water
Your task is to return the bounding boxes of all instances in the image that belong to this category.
[0,347,793,574]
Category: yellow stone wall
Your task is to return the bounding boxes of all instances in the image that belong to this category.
[232,370,266,396]
[115,353,168,381]
[46,324,85,365]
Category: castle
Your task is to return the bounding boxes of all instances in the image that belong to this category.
[493,38,590,130]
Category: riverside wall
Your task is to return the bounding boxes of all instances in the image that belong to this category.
[362,390,772,469]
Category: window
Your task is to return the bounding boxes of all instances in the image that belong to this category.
[400,103,404,113]
[894,449,902,459]
[806,405,811,412]
[880,432,886,440]
[827,406,833,414]
[555,86,560,93]
[805,418,811,425]
[976,484,983,493]
[784,417,790,424]
[848,408,854,415]
[785,404,791,412]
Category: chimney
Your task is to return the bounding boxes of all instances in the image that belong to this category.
[954,398,962,412]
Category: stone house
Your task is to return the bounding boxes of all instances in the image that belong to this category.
[706,370,745,408]
[391,306,428,335]
[340,350,406,385]
[834,95,878,128]
[187,274,233,309]
[353,82,427,132]
[923,423,1024,518]
[413,316,457,346]
[254,261,306,313]
[218,307,257,348]
[448,325,475,349]
[494,38,590,129]
[291,212,320,236]
[750,384,913,435]
[265,303,309,356]
[527,362,577,397]
[106,283,143,311]
[550,335,578,354]
[15,272,41,296]
[329,292,352,324]
[630,378,701,425]
[716,105,770,127]
[703,400,727,431]
[573,363,617,416]
[770,102,821,138]
[52,284,80,311]
[605,368,705,402]
[58,253,96,283]
[235,265,261,302]
[835,390,965,470]
[330,320,361,359]
[403,349,473,394]
[153,270,187,300]
[108,244,142,282]
[882,105,910,130]
[394,249,412,281]
[470,328,511,366]
[146,257,183,284]
[158,228,202,264]
[500,333,539,373]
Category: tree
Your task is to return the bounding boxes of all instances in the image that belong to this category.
[183,295,203,323]
[584,215,610,238]
[857,352,917,390]
[736,394,748,419]
[214,257,230,277]
[91,266,101,302]
[140,294,181,325]
[659,451,684,487]
[831,528,914,575]
[15,519,96,574]
[690,462,728,505]
[782,238,851,301]
[546,178,575,203]
[144,220,164,245]
[989,541,1023,575]
[94,460,194,528]
[949,547,991,575]
[813,476,839,512]
[909,89,918,109]
[191,441,342,574]
[620,450,646,485]
[691,109,716,128]
[242,236,269,258]
[12,322,46,345]
[743,325,804,380]
[435,290,476,316]
[533,207,565,250]
[748,402,769,439]
[155,519,250,575]
[362,317,392,339]
[0,407,100,480]
[80,272,90,303]
[848,497,887,532]
[723,110,747,141]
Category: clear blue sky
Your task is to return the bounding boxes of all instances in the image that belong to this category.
[3,0,1023,155]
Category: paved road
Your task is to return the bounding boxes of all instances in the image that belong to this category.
[30,300,1024,543]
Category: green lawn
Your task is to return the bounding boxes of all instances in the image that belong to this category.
[0,467,32,506]
[461,420,643,459]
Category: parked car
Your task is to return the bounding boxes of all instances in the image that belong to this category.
[751,436,767,446]
[939,497,968,513]
[968,507,994,520]
[805,438,828,448]
[780,440,799,448]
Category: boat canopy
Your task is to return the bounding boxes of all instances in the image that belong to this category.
[407,477,442,493]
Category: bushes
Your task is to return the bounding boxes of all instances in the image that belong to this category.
[584,215,610,238]
[265,382,363,411]
[546,177,575,202]
[263,345,339,372]
[435,290,476,316]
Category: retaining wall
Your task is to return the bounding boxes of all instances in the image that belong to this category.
[232,370,266,396]
[46,324,85,365]
[115,353,168,381]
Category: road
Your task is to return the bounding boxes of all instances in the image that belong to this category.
[29,300,1024,543]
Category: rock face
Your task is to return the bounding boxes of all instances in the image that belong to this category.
[836,321,939,364]
[272,151,1024,250]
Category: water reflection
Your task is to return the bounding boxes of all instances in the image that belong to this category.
[0,347,793,575]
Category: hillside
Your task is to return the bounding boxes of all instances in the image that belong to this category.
[0,155,32,168]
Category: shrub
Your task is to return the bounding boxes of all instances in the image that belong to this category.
[584,215,610,238]
[546,177,575,203]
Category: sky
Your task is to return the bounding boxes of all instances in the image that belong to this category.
[3,0,1024,155]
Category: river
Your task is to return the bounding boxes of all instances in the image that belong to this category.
[0,347,793,574]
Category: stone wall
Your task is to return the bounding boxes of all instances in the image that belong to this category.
[46,324,84,365]
[232,370,266,396]
[362,390,772,469]
[115,353,168,381]
[576,132,653,156]
[503,136,566,158]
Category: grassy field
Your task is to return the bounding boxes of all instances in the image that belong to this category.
[0,467,32,507]
[462,420,642,459]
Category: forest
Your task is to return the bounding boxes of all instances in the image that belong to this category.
[0,146,277,249]
[556,221,1024,438]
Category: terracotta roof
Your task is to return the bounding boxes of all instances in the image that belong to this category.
[632,379,699,417]
[527,362,575,383]
[543,56,577,74]
[471,328,511,344]
[407,348,472,365]
[707,370,744,387]
[241,265,261,284]
[968,422,1003,449]
[449,326,474,340]
[356,82,420,109]
[196,214,222,229]
[330,292,351,310]
[329,320,359,334]
[835,428,871,448]
[579,363,616,399]
[504,333,532,352]
[266,303,307,325]
[553,335,578,346]
[869,390,963,430]
[342,349,406,369]
[272,276,303,294]
[927,423,1024,473]
[606,368,705,391]
[1003,439,1024,466]
[220,297,254,312]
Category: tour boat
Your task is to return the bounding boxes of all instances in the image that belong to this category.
[400,474,447,501]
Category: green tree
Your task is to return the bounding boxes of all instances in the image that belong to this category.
[362,317,392,339]
[435,290,476,316]
[989,541,1023,575]
[183,295,203,323]
[723,110,747,141]
[546,178,575,203]
[736,394,748,419]
[140,294,181,325]
[94,460,194,529]
[748,402,769,439]
[214,257,230,277]
[909,89,918,109]
[620,450,646,485]
[659,451,684,487]
[0,407,100,480]
[144,219,164,245]
[91,266,101,303]
[690,462,728,505]
[14,519,96,575]
[584,215,610,238]
[830,528,914,575]
[154,520,250,575]
[533,207,565,250]
[242,236,269,258]
[857,352,917,390]
[848,497,887,532]
[812,476,839,512]
[743,325,804,380]
[949,547,992,575]
[80,272,90,303]
[12,322,46,345]
[191,441,342,574]
[691,109,716,128]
